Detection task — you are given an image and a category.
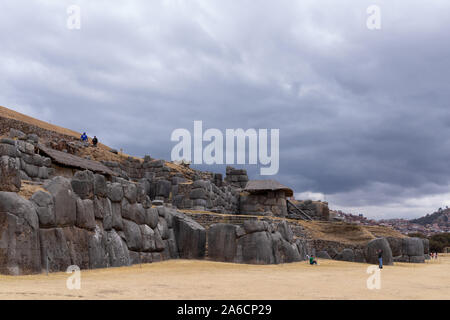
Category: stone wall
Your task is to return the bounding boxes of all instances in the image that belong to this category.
[207,220,314,264]
[239,190,288,217]
[0,138,52,183]
[224,166,248,188]
[0,172,207,275]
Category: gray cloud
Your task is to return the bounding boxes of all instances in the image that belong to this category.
[1,0,450,218]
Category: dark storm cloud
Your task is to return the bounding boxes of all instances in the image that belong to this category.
[1,0,450,218]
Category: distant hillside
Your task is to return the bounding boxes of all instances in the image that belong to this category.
[411,208,450,226]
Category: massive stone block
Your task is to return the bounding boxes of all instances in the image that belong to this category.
[111,202,123,230]
[31,190,56,228]
[62,227,91,270]
[0,192,41,275]
[39,228,71,272]
[0,156,21,192]
[105,229,130,267]
[93,196,112,220]
[146,208,159,229]
[71,170,95,199]
[364,238,393,265]
[402,238,424,257]
[107,183,124,202]
[335,248,355,262]
[156,180,171,198]
[387,237,403,257]
[88,225,109,269]
[44,177,77,227]
[243,220,268,234]
[123,183,138,203]
[172,213,206,259]
[237,231,275,265]
[208,223,238,262]
[93,174,107,197]
[76,199,96,231]
[122,220,142,251]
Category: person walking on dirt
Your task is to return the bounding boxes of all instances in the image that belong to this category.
[92,136,98,147]
[378,249,383,269]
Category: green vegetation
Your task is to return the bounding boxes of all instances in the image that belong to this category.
[429,233,450,253]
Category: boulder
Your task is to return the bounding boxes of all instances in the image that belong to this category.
[402,237,424,257]
[140,225,156,252]
[243,220,268,234]
[146,208,159,229]
[75,199,96,231]
[0,156,21,192]
[93,196,112,220]
[189,188,207,200]
[156,180,171,198]
[157,218,170,240]
[207,224,238,262]
[88,225,109,269]
[276,220,294,243]
[9,128,26,139]
[123,183,137,203]
[387,237,403,257]
[107,183,124,202]
[39,228,71,272]
[0,192,41,275]
[0,143,19,157]
[62,227,91,270]
[111,202,123,230]
[271,232,301,263]
[316,250,332,260]
[364,238,393,265]
[44,176,77,227]
[93,174,107,197]
[237,231,275,264]
[335,248,355,262]
[172,212,206,259]
[122,220,142,251]
[71,170,95,199]
[31,190,56,228]
[105,229,130,267]
[354,249,366,263]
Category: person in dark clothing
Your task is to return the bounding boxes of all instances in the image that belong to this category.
[378,249,383,269]
[92,136,98,147]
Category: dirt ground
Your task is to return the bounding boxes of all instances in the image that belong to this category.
[1,255,449,300]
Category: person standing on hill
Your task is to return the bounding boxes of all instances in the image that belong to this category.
[80,132,88,142]
[378,249,383,269]
[92,136,98,147]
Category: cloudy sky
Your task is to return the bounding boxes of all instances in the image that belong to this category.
[1,0,450,219]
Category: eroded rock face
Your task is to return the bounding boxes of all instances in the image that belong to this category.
[0,192,41,275]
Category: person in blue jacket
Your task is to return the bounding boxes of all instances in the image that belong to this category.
[80,132,88,142]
